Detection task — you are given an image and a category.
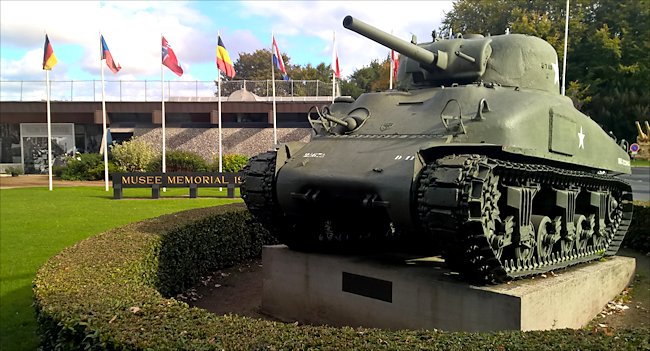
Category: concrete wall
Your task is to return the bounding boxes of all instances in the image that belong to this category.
[135,127,311,160]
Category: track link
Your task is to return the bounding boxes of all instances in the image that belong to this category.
[417,154,633,284]
[240,151,281,234]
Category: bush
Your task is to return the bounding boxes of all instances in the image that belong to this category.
[157,211,273,296]
[86,160,120,180]
[32,204,650,350]
[52,165,65,178]
[111,138,158,172]
[214,154,249,172]
[5,165,24,176]
[623,202,650,254]
[146,150,209,172]
[59,153,106,180]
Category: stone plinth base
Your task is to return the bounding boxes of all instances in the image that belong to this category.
[261,245,635,332]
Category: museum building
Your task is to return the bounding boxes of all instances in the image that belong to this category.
[0,79,333,173]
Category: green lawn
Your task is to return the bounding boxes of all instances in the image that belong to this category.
[631,158,650,167]
[0,186,240,351]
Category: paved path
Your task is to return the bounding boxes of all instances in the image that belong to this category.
[0,175,105,189]
[620,167,650,202]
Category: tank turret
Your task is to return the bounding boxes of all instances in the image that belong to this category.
[343,15,559,94]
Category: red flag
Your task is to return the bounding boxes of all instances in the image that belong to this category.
[162,36,183,77]
[101,35,121,74]
[332,36,340,78]
[391,49,399,80]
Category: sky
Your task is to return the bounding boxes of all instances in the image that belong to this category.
[0,0,455,84]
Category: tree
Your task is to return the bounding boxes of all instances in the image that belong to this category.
[233,49,290,80]
[442,0,649,142]
[340,58,392,98]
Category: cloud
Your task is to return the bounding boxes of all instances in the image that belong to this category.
[0,1,210,80]
[0,0,455,82]
[241,1,455,77]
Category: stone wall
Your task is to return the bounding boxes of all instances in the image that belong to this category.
[135,127,312,160]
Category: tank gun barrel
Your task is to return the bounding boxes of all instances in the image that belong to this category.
[343,16,438,68]
[636,121,649,141]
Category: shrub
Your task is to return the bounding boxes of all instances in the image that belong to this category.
[5,165,24,176]
[146,150,209,172]
[157,211,273,296]
[60,153,104,180]
[32,204,650,350]
[52,165,65,178]
[623,202,650,254]
[111,138,158,172]
[86,160,120,180]
[214,154,249,172]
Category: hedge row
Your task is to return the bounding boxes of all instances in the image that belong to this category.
[156,210,276,296]
[622,202,650,254]
[33,204,650,350]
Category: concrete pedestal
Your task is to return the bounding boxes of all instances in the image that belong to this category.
[261,245,635,332]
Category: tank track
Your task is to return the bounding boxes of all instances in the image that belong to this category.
[417,154,634,284]
[240,151,282,234]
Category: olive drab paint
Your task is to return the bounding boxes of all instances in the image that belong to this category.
[241,16,633,284]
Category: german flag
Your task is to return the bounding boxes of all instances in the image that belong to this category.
[216,35,235,78]
[43,34,58,70]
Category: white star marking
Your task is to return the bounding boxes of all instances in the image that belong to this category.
[552,62,559,85]
[578,126,585,149]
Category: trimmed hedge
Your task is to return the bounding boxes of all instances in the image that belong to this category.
[34,204,650,350]
[623,202,650,254]
[156,211,275,296]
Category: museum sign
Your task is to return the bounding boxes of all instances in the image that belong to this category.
[112,172,242,199]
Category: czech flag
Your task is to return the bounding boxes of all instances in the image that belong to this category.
[272,36,288,81]
[42,34,58,70]
[162,36,183,77]
[101,35,121,74]
[216,35,235,78]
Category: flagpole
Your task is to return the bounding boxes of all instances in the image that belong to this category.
[271,32,278,145]
[161,35,167,181]
[561,0,570,96]
[389,31,394,90]
[46,69,53,191]
[332,31,336,103]
[217,32,223,176]
[389,51,393,90]
[100,34,109,191]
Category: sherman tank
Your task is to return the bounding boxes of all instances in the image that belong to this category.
[241,16,634,283]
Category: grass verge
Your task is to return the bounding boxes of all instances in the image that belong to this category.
[0,186,239,350]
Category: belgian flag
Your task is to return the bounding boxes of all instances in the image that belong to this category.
[42,34,58,70]
[216,35,235,78]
